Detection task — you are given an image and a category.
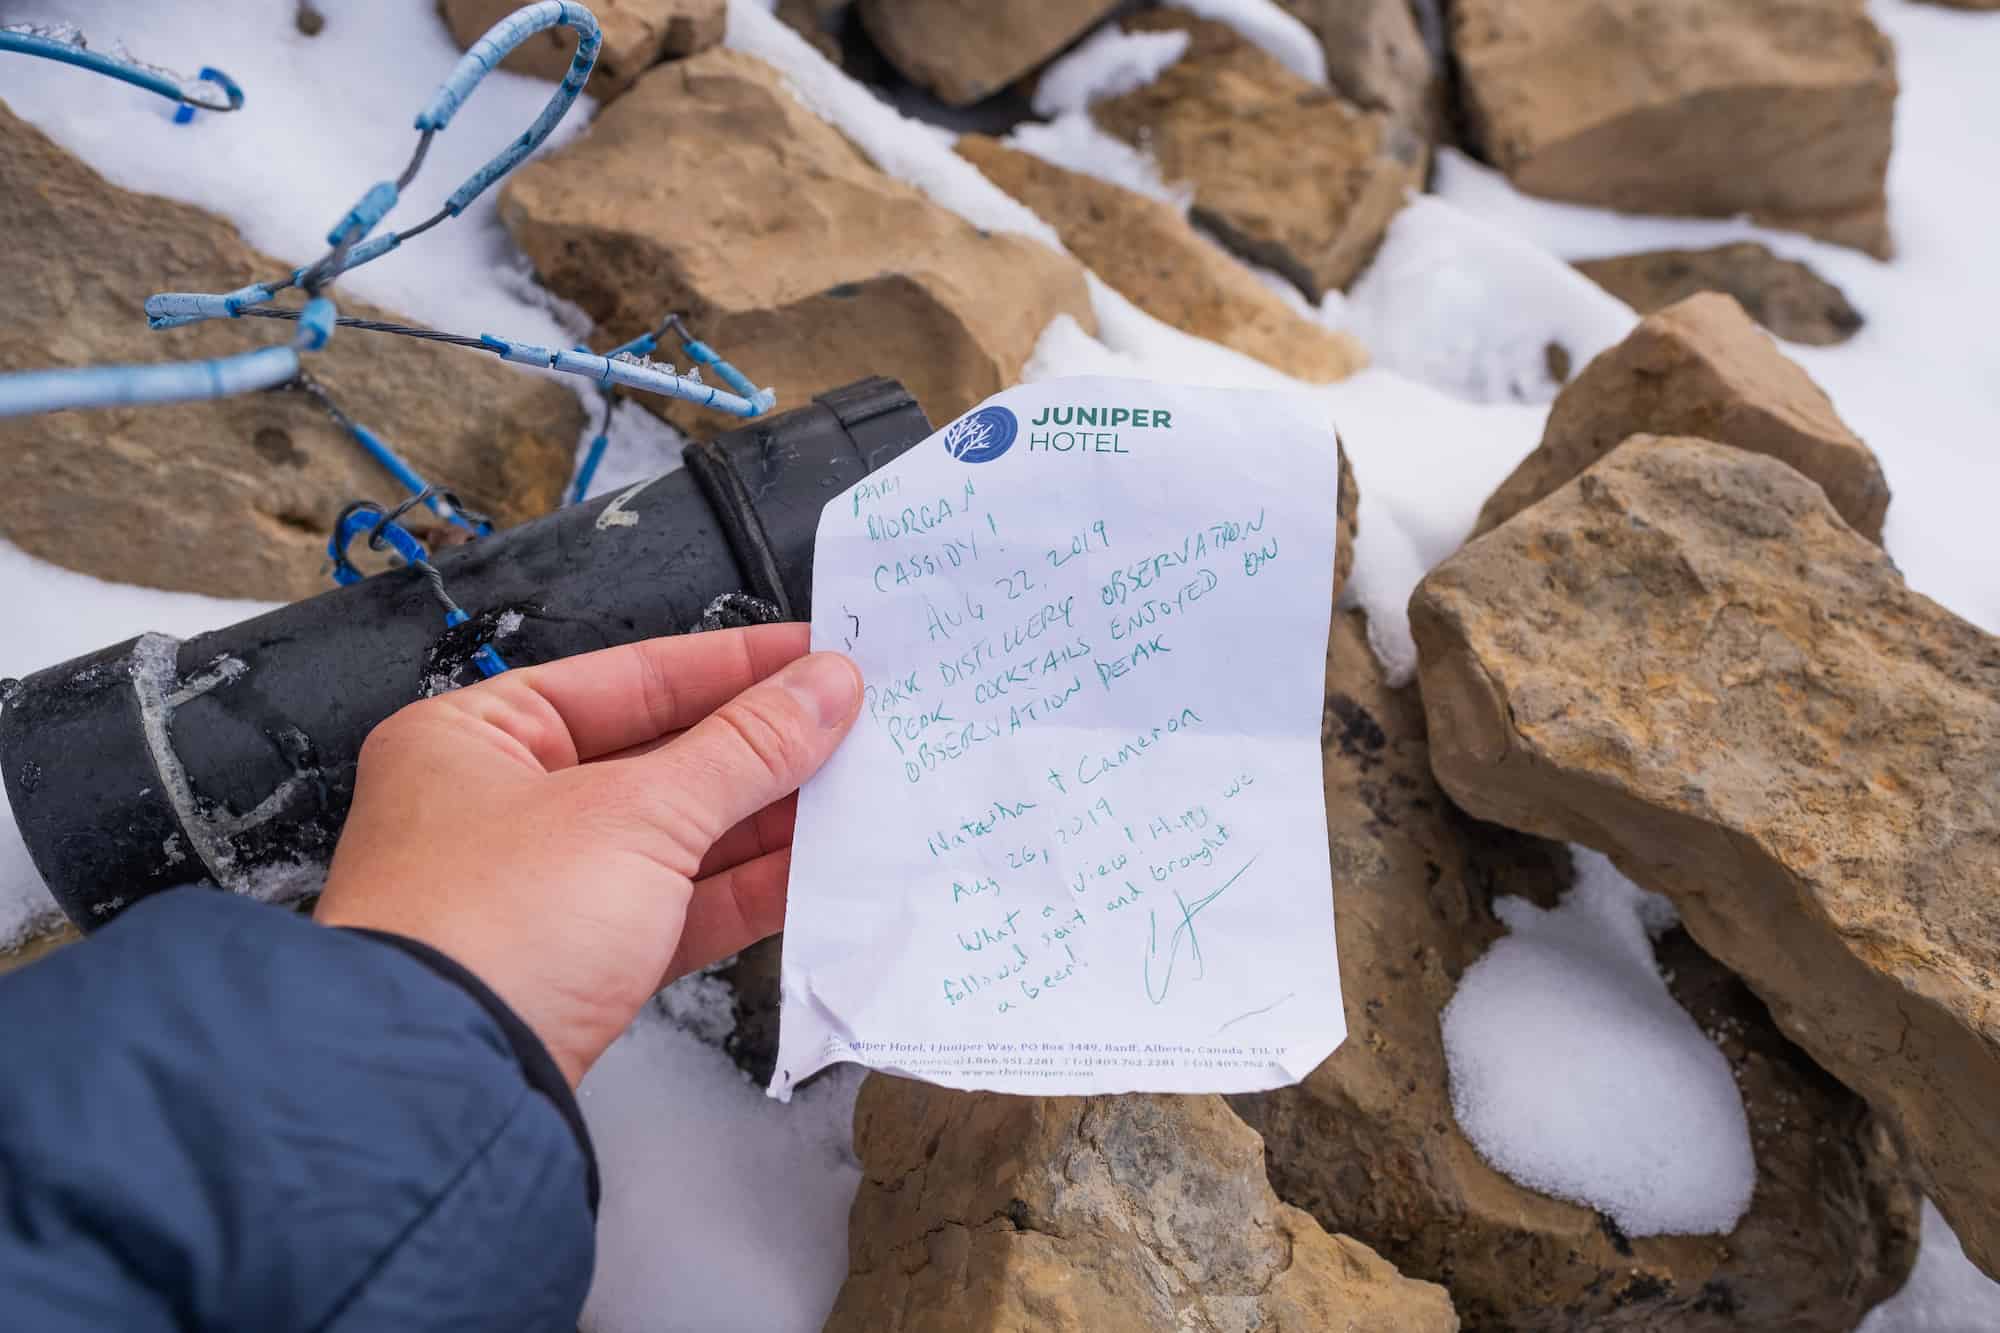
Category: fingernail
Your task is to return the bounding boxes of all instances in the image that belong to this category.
[783,652,861,730]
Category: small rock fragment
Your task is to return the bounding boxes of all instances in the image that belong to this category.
[1576,243,1864,347]
[856,0,1120,106]
[1472,292,1889,541]
[1271,0,1440,136]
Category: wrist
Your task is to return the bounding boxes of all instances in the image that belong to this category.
[334,925,601,1211]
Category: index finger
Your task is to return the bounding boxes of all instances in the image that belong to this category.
[473,623,810,763]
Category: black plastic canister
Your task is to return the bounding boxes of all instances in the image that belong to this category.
[0,377,930,929]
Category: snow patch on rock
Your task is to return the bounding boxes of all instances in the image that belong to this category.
[1442,849,1756,1238]
[1032,23,1189,116]
[578,1009,865,1333]
[1345,195,1638,404]
[1003,115,1192,211]
[1161,0,1326,86]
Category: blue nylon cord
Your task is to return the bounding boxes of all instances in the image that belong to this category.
[115,3,773,431]
[291,376,494,538]
[419,1,602,217]
[329,502,509,675]
[566,317,777,504]
[570,416,613,506]
[349,423,486,534]
[0,26,243,113]
[2,4,609,424]
[0,344,301,418]
[483,336,768,418]
[1,3,781,670]
[14,3,776,443]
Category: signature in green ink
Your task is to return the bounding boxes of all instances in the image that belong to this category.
[1143,855,1259,1004]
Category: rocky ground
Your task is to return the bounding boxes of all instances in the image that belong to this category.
[2,0,1997,1330]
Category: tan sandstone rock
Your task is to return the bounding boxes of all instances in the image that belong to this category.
[956,135,1367,383]
[1471,293,1889,543]
[826,1076,1460,1332]
[773,0,845,64]
[1576,243,1864,348]
[1271,0,1440,136]
[1452,0,1897,257]
[1230,606,1920,1330]
[857,0,1119,106]
[437,0,724,98]
[1093,11,1426,300]
[1334,442,1357,603]
[1411,434,2000,1282]
[0,104,581,603]
[500,50,1095,435]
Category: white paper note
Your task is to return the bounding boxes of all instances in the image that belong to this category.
[770,377,1344,1099]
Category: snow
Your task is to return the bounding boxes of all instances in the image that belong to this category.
[1342,195,1639,404]
[1160,0,1327,87]
[1006,24,1194,211]
[578,1007,866,1333]
[1862,1202,2000,1333]
[1441,850,1757,1237]
[1030,23,1190,117]
[1001,114,1193,210]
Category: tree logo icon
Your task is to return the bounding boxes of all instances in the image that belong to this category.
[941,405,1019,464]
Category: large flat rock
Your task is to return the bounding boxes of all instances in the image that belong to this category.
[1452,0,1897,256]
[0,103,580,603]
[1231,606,1920,1329]
[500,50,1095,434]
[1472,292,1889,543]
[1093,11,1426,301]
[1413,434,2000,1281]
[857,0,1119,106]
[1271,0,1440,136]
[826,1076,1460,1332]
[957,134,1366,383]
[1574,243,1864,348]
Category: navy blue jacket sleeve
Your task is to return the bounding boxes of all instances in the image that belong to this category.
[0,888,596,1332]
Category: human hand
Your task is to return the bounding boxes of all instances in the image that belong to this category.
[313,626,861,1087]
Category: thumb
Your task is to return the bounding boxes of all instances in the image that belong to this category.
[607,650,863,857]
